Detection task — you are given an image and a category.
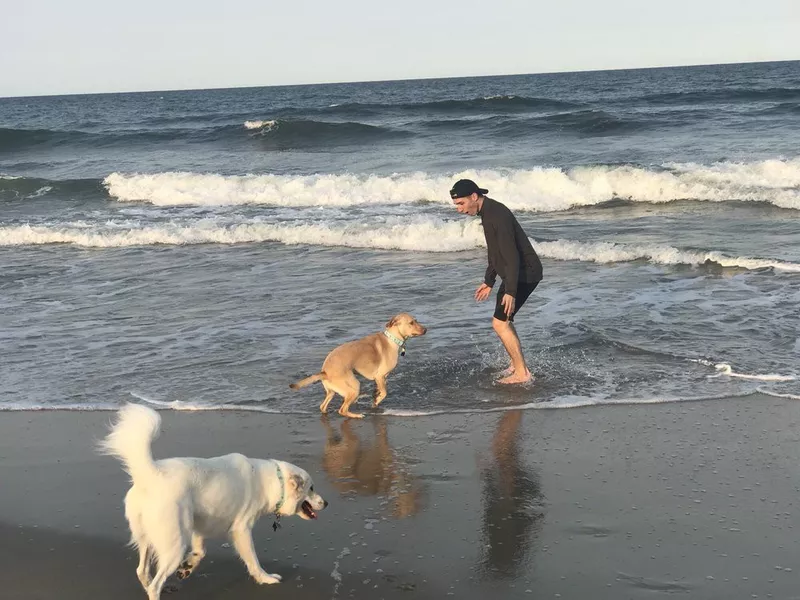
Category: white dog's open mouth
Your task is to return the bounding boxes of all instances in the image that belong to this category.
[301,500,317,519]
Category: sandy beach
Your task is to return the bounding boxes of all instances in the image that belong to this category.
[2,395,799,599]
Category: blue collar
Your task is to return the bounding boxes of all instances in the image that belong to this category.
[274,462,285,513]
[383,330,406,356]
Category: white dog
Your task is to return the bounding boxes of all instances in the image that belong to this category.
[99,403,328,600]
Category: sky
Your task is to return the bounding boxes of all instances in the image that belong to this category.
[2,0,799,97]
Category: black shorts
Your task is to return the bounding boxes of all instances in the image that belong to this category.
[493,281,539,322]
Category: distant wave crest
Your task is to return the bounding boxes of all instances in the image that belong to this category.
[2,217,798,273]
[103,158,800,211]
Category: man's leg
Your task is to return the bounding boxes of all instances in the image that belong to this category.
[492,318,532,384]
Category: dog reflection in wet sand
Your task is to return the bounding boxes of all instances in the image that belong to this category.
[321,416,424,518]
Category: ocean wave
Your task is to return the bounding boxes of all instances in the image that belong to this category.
[383,391,757,414]
[3,218,799,272]
[534,239,800,272]
[284,95,581,118]
[104,171,447,207]
[420,110,648,137]
[535,109,646,136]
[761,102,800,116]
[0,117,404,154]
[0,390,761,414]
[103,158,800,210]
[244,119,276,130]
[0,125,216,152]
[641,87,800,105]
[0,399,300,414]
[381,94,580,113]
[0,127,94,152]
[242,118,408,147]
[0,218,485,251]
[0,176,103,201]
[128,392,294,414]
[758,389,800,401]
[708,363,796,381]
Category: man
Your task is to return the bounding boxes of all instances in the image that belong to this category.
[450,179,542,384]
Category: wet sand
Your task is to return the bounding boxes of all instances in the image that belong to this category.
[2,394,799,599]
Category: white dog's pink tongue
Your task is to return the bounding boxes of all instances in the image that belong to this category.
[302,500,317,519]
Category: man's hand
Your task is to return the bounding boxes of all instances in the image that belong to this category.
[501,293,515,317]
[474,283,492,302]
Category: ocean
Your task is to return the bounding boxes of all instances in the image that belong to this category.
[1,60,798,414]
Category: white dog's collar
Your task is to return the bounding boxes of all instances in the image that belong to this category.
[383,330,406,356]
[274,462,285,513]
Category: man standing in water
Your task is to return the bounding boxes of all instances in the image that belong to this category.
[450,179,542,384]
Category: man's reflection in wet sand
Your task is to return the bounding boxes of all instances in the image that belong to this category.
[479,410,545,579]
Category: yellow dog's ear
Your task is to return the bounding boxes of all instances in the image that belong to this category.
[385,315,398,329]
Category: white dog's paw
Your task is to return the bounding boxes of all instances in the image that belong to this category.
[255,572,282,585]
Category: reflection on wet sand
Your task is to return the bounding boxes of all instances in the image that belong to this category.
[479,410,545,579]
[320,416,425,518]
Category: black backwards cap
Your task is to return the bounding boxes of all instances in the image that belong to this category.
[449,179,488,199]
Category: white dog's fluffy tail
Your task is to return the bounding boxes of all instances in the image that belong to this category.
[99,403,161,485]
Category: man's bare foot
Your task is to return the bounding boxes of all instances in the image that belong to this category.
[496,366,515,378]
[497,370,533,385]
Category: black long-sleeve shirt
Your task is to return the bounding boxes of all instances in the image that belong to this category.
[479,197,543,297]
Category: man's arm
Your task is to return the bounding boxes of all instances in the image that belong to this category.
[495,216,520,297]
[484,263,497,289]
[483,219,498,288]
[476,250,496,302]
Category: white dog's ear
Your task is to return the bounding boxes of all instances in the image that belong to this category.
[290,474,305,491]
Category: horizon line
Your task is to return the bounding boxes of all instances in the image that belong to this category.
[2,57,798,100]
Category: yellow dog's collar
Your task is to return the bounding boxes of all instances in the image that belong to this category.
[383,330,406,356]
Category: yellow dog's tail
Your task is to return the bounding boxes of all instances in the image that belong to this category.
[289,372,325,390]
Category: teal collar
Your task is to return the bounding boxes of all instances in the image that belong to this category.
[383,330,406,356]
[274,462,285,513]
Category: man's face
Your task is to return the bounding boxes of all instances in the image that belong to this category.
[452,193,480,216]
